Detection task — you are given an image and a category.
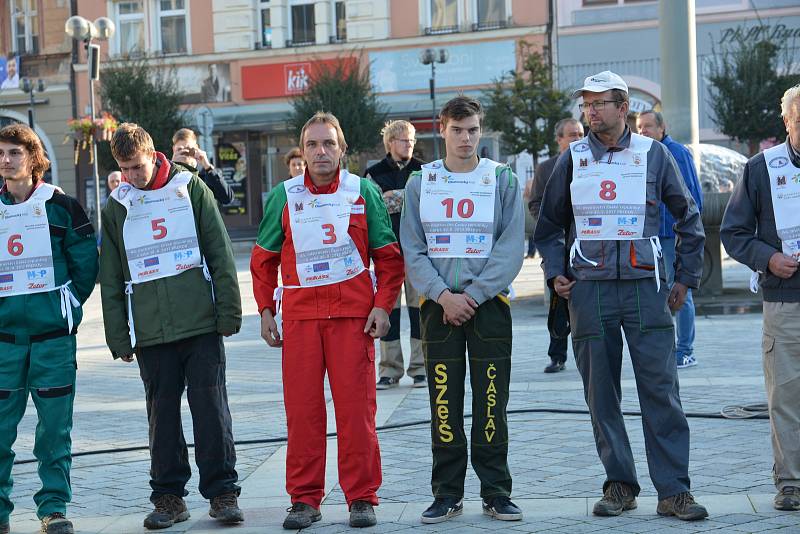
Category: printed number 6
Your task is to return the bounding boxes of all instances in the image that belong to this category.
[151,218,167,240]
[7,234,23,256]
[322,223,337,245]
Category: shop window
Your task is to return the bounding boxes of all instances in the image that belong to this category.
[427,0,460,34]
[116,0,145,56]
[159,0,188,54]
[474,0,507,31]
[10,0,39,55]
[289,1,316,46]
[334,1,347,42]
[260,1,272,48]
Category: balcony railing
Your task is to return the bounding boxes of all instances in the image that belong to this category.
[472,19,509,32]
[424,25,460,35]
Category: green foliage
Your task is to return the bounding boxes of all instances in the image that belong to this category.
[483,42,572,164]
[98,56,186,169]
[708,37,800,155]
[289,52,387,157]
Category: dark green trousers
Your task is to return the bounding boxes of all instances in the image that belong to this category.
[420,296,513,499]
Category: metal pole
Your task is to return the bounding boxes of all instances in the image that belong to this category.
[431,62,438,161]
[87,39,101,235]
[28,90,34,128]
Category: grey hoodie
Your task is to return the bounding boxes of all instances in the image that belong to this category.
[400,158,524,305]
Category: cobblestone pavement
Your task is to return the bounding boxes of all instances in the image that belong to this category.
[4,256,798,533]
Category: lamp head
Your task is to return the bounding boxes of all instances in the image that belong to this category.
[21,77,32,94]
[65,15,92,41]
[419,48,434,65]
[94,17,116,41]
[437,49,449,63]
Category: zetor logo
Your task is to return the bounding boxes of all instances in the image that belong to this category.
[465,247,484,254]
[617,229,636,236]
[285,63,311,94]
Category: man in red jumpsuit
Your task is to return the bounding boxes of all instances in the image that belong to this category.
[250,112,404,529]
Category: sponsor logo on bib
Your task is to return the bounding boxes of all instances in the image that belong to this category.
[288,184,306,194]
[0,274,13,283]
[574,142,590,153]
[770,157,789,168]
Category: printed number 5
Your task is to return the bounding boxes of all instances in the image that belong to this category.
[7,234,23,256]
[151,218,167,240]
[322,223,337,245]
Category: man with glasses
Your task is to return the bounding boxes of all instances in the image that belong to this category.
[535,71,708,521]
[366,120,426,389]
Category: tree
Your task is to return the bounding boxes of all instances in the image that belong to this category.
[98,55,186,168]
[707,36,800,156]
[483,42,572,165]
[289,53,387,161]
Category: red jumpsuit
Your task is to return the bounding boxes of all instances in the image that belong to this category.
[251,171,403,508]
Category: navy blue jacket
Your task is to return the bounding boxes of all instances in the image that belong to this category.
[660,134,703,239]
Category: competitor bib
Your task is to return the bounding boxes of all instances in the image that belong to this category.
[0,183,57,297]
[419,158,499,258]
[284,171,366,287]
[764,143,800,260]
[570,134,652,241]
[111,172,202,283]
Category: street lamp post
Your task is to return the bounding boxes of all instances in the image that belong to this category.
[20,78,46,129]
[65,15,115,235]
[419,48,449,161]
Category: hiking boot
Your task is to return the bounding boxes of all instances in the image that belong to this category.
[412,375,427,388]
[40,513,73,534]
[282,502,321,529]
[482,496,523,521]
[657,492,708,521]
[544,359,566,373]
[592,482,637,516]
[774,486,800,511]
[376,377,399,390]
[143,494,190,530]
[349,500,377,528]
[420,496,463,524]
[209,492,244,524]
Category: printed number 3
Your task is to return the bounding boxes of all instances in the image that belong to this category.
[7,234,23,256]
[322,223,337,244]
[151,218,167,240]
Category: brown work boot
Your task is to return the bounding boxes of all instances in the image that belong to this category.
[592,482,637,516]
[774,486,800,511]
[143,494,189,530]
[657,492,708,521]
[209,492,244,524]
[40,513,74,534]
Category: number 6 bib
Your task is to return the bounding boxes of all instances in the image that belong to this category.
[419,158,499,258]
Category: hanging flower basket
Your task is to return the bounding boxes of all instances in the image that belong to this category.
[64,112,119,164]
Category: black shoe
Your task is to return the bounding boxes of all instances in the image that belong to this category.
[376,377,399,390]
[209,492,244,524]
[349,500,377,528]
[0,521,7,534]
[282,502,321,529]
[421,496,463,524]
[656,492,708,521]
[40,513,74,534]
[412,375,427,388]
[143,494,190,530]
[482,496,523,521]
[593,482,637,516]
[544,359,566,373]
[774,486,800,511]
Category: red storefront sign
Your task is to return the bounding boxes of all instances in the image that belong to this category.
[241,58,357,100]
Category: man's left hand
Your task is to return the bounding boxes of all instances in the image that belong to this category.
[363,307,390,338]
[668,282,688,312]
[195,148,213,170]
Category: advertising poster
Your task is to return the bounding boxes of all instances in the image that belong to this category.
[217,142,247,215]
[0,56,20,90]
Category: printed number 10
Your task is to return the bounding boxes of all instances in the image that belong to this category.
[441,198,475,218]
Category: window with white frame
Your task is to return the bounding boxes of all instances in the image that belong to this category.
[10,0,39,54]
[260,1,272,47]
[158,0,188,54]
[475,0,506,28]
[289,0,316,45]
[116,0,146,56]
[428,0,459,32]
[334,1,346,42]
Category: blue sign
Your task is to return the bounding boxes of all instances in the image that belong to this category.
[0,56,20,90]
[369,40,516,93]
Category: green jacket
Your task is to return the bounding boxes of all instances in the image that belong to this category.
[0,186,98,338]
[99,164,242,357]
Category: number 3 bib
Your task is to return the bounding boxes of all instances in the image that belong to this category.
[284,171,365,287]
[419,158,499,258]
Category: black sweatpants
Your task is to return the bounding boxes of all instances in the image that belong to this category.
[136,332,240,502]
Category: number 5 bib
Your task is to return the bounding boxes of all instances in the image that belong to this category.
[419,158,499,258]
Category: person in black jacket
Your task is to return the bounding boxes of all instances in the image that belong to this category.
[365,120,425,389]
[171,128,234,205]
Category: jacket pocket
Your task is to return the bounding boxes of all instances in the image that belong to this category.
[571,240,605,270]
[630,239,655,270]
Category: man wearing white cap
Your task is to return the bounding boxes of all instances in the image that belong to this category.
[534,71,708,520]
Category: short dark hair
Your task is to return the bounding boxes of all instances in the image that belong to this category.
[172,128,197,144]
[439,96,484,128]
[284,147,303,167]
[610,89,629,107]
[111,123,155,160]
[639,109,665,128]
[555,118,582,138]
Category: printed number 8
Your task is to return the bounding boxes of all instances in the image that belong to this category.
[599,180,617,201]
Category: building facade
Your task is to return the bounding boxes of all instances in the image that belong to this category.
[72,0,549,234]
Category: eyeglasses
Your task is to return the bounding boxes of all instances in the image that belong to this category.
[392,138,416,144]
[578,100,623,112]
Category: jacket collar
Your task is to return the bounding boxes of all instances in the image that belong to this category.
[588,127,632,162]
[304,167,341,194]
[122,152,172,191]
[786,137,800,168]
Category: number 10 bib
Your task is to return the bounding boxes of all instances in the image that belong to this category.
[419,158,499,258]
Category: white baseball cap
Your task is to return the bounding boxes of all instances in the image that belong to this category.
[571,71,628,98]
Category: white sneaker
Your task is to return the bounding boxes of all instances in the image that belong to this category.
[677,354,697,369]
